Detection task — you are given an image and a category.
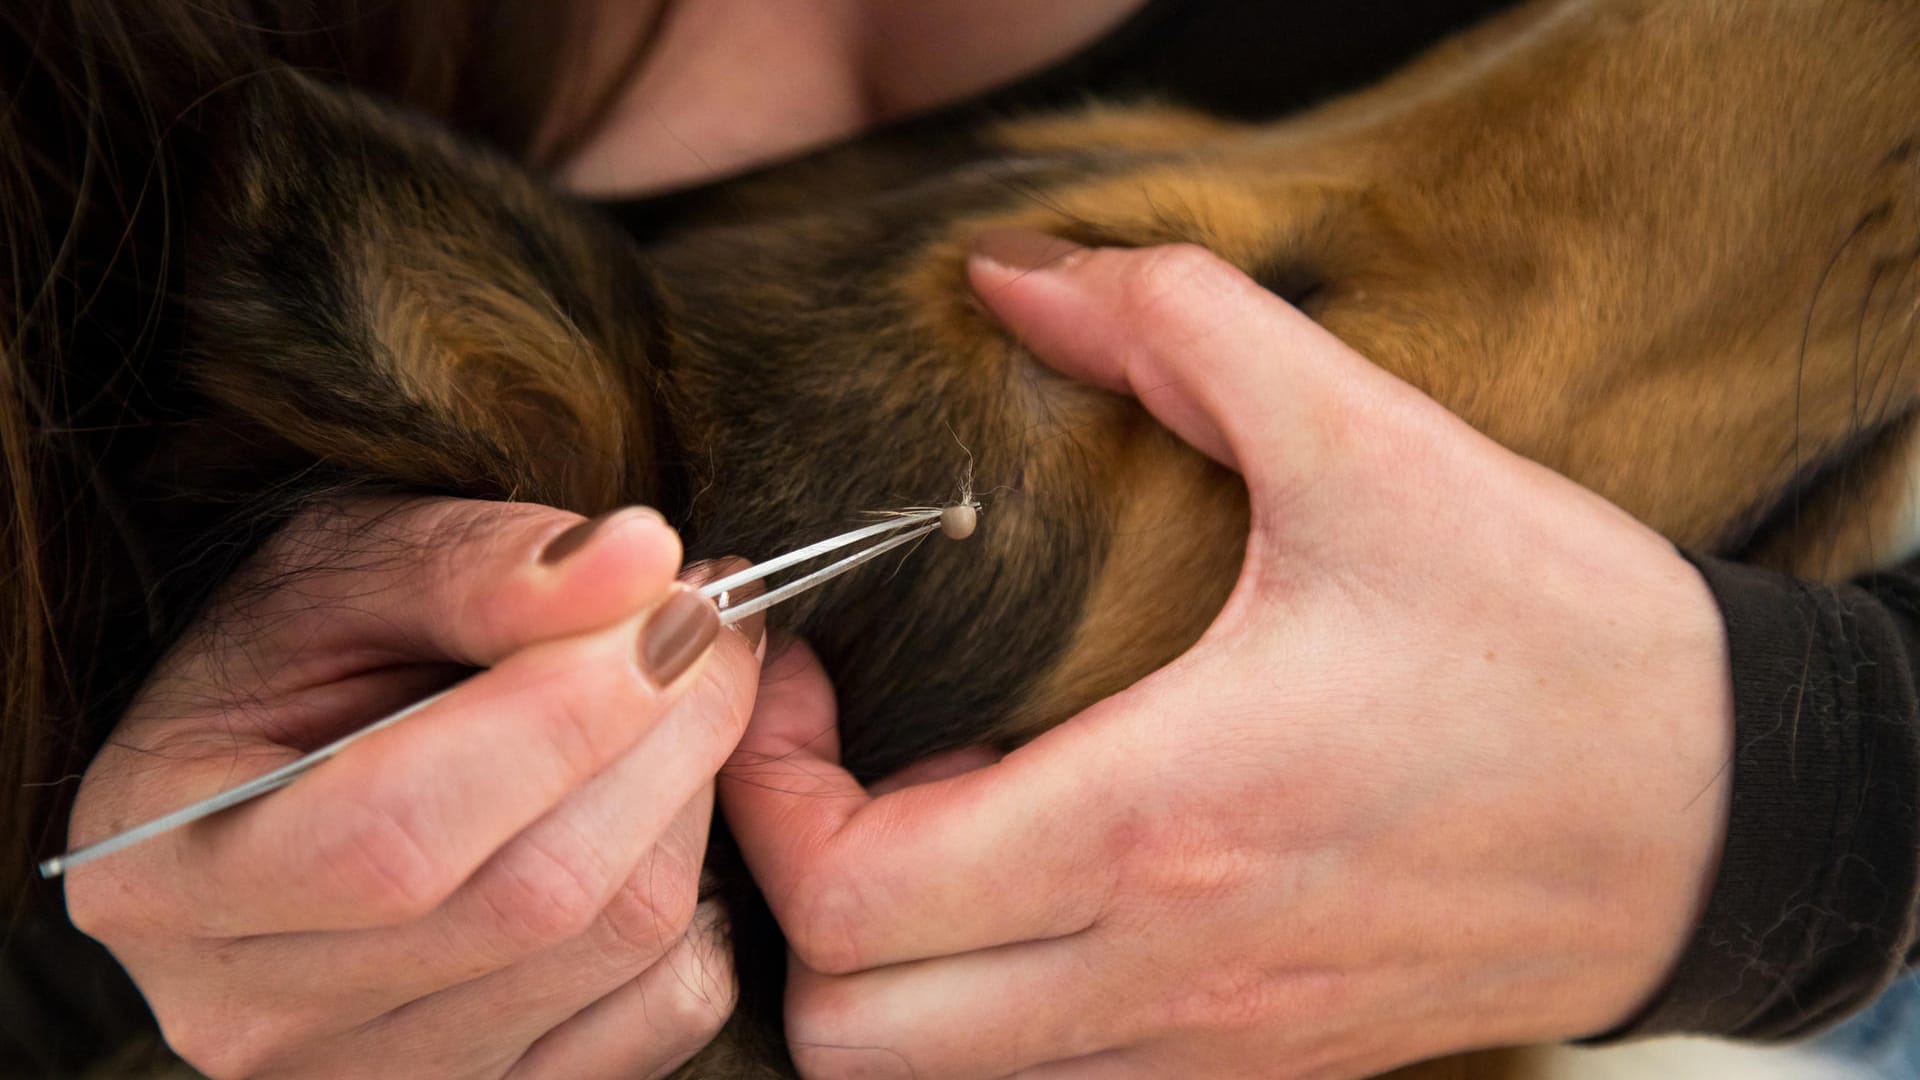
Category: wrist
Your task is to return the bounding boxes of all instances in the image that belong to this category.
[1568,543,1735,1038]
[1605,555,1920,1041]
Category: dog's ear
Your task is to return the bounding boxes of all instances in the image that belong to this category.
[179,68,661,512]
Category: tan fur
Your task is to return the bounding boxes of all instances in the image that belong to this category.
[65,2,1920,1077]
[658,3,1919,1073]
[1010,417,1250,739]
[355,245,632,508]
[522,5,1920,1074]
[994,102,1243,155]
[899,237,1251,739]
[946,0,1920,582]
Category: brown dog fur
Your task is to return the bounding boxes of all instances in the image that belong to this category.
[12,0,1920,1076]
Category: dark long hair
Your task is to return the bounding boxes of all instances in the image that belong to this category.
[0,0,627,921]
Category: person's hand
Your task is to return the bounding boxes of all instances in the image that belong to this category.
[63,497,761,1080]
[719,236,1735,1079]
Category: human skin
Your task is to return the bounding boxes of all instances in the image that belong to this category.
[61,11,1732,1076]
[719,235,1736,1080]
[553,0,1150,194]
[59,7,1151,1074]
[64,499,760,1079]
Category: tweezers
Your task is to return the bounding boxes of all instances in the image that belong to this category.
[38,509,951,879]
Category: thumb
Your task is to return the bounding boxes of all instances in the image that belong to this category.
[967,231,1390,490]
[720,636,866,832]
[201,497,685,682]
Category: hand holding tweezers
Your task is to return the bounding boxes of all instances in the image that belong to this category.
[38,507,958,879]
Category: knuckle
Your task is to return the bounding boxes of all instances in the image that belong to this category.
[654,985,734,1059]
[1154,963,1287,1040]
[418,497,536,570]
[532,671,631,781]
[443,511,556,644]
[600,856,700,962]
[1120,243,1226,313]
[782,871,873,977]
[683,649,755,746]
[1105,807,1251,910]
[310,803,450,923]
[1148,847,1254,906]
[62,877,121,941]
[651,927,738,1050]
[156,1004,288,1080]
[473,830,615,956]
[1101,804,1170,891]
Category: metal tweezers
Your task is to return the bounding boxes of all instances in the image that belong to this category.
[38,509,951,879]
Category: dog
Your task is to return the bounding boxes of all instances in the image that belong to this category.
[28,0,1920,1076]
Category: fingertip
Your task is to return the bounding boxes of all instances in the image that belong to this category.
[459,505,685,660]
[251,497,690,671]
[967,228,1093,289]
[536,505,682,582]
[970,238,1247,469]
[967,230,1133,395]
[747,636,838,750]
[538,505,673,563]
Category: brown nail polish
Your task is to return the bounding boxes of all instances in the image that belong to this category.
[539,507,667,565]
[970,228,1088,276]
[639,586,720,687]
[540,512,614,565]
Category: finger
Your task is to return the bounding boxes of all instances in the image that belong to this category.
[502,901,736,1080]
[719,640,1109,975]
[968,231,1401,488]
[182,497,685,691]
[785,934,1132,1080]
[330,800,721,1076]
[150,796,716,1080]
[166,584,724,935]
[412,625,753,977]
[1003,1050,1151,1080]
[187,626,758,1035]
[866,746,1001,797]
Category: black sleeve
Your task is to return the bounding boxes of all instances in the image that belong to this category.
[976,0,1521,121]
[1606,553,1920,1041]
[1042,0,1920,1045]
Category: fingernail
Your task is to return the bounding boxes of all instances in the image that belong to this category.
[970,228,1089,277]
[639,585,721,687]
[540,507,664,565]
[683,557,766,658]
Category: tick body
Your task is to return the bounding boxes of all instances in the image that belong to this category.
[937,425,981,540]
[940,502,979,540]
